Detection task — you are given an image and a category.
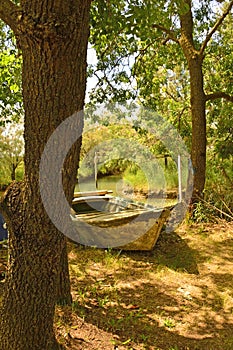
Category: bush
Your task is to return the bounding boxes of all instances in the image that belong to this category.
[123,158,179,192]
[193,156,233,222]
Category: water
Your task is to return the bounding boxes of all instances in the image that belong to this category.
[75,175,124,196]
[75,175,177,207]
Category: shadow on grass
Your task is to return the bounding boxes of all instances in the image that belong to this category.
[125,230,200,275]
[66,228,233,350]
[67,274,233,350]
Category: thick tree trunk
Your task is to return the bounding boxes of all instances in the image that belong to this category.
[0,182,68,350]
[0,1,91,349]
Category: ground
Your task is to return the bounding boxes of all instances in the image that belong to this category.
[1,221,233,350]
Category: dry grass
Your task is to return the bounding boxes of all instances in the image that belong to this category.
[1,221,233,349]
[55,220,233,350]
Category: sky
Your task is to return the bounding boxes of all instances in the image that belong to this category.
[86,45,98,103]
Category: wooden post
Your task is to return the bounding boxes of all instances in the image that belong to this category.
[94,152,98,189]
[178,154,182,202]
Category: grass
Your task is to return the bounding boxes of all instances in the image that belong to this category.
[56,220,233,349]
[1,221,233,349]
[123,159,179,193]
[163,318,176,329]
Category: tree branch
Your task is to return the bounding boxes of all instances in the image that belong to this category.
[0,0,20,32]
[179,0,194,45]
[205,92,233,102]
[152,24,179,43]
[200,0,233,54]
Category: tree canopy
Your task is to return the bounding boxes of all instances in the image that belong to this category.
[88,0,233,201]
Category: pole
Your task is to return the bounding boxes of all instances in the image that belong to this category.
[94,152,98,189]
[178,154,182,202]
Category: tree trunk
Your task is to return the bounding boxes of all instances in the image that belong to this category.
[11,163,16,181]
[179,1,206,202]
[56,238,72,306]
[0,1,91,349]
[188,55,206,201]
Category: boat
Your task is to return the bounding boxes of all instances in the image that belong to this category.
[70,190,173,251]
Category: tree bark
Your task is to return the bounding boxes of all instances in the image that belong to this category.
[188,54,206,200]
[11,163,17,181]
[56,239,72,306]
[179,0,206,201]
[0,1,91,349]
[178,0,233,202]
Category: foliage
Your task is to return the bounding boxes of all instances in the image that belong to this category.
[80,122,137,177]
[79,120,177,180]
[88,0,233,207]
[123,157,178,191]
[89,0,232,100]
[0,21,23,187]
[190,152,233,222]
[204,15,233,160]
[88,0,232,143]
[0,121,24,184]
[0,21,23,126]
[205,155,233,220]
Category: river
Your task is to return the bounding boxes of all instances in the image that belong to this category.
[75,175,125,196]
[75,175,177,207]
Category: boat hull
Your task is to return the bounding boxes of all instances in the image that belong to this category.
[71,194,172,250]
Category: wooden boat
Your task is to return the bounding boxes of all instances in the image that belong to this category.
[70,190,173,251]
